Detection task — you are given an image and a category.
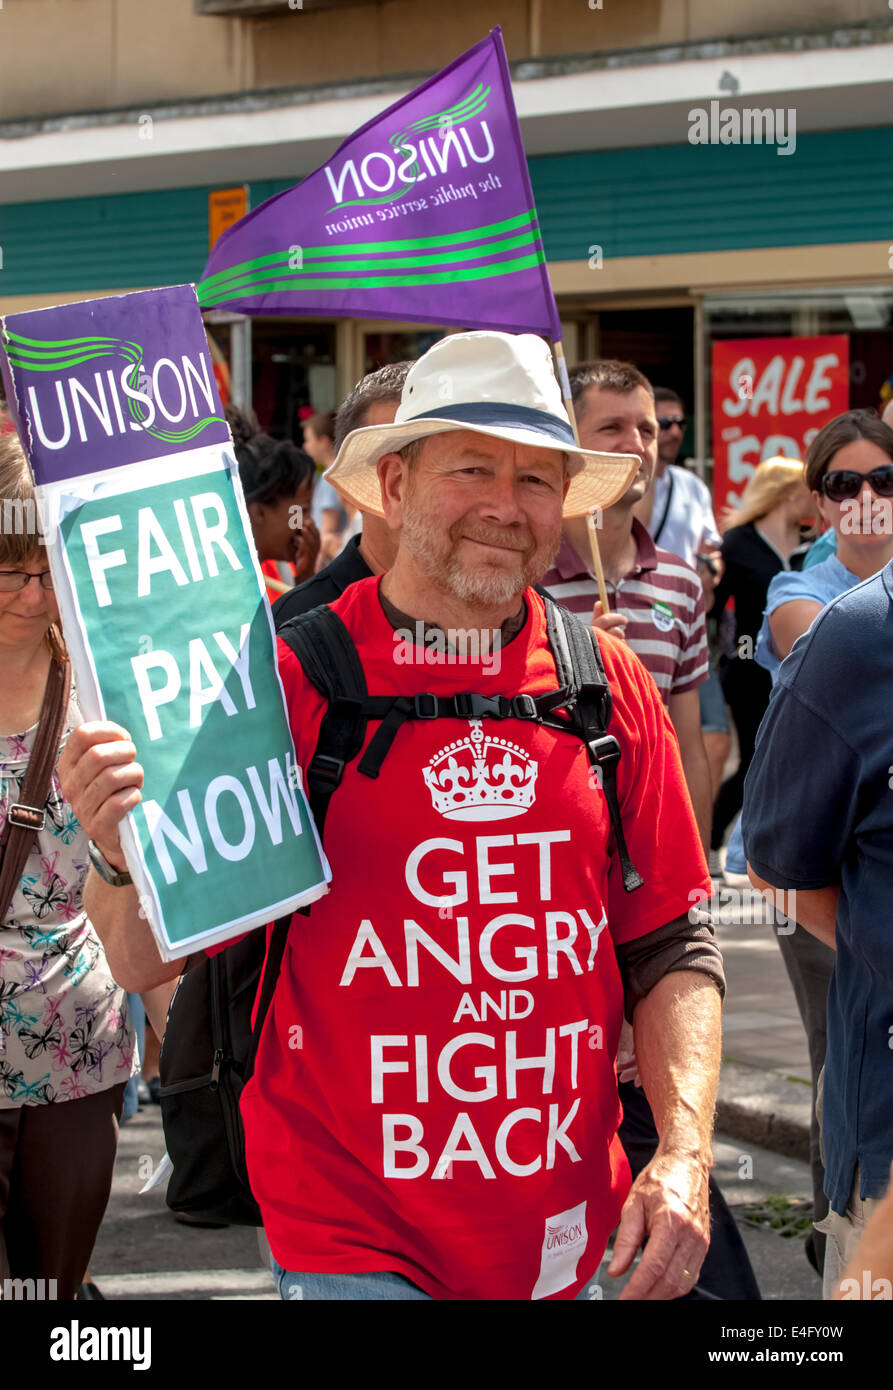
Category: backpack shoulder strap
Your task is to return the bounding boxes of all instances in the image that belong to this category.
[247,603,370,1076]
[541,595,644,893]
[276,604,369,834]
[244,912,293,1080]
[542,592,612,728]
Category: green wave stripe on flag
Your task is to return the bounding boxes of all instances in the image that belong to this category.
[199,209,539,292]
[5,331,144,372]
[197,210,545,305]
[404,83,490,134]
[4,330,223,444]
[199,232,542,303]
[332,83,492,212]
[198,250,547,307]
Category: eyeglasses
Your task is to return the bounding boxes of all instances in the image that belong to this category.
[0,570,55,593]
[821,466,893,503]
[657,416,685,431]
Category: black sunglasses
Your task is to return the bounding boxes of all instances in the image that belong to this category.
[821,466,893,503]
[657,416,685,431]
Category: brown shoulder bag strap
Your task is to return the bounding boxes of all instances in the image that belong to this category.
[0,646,72,922]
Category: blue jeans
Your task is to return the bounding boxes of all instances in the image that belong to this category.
[271,1257,605,1301]
[121,993,145,1119]
[698,663,729,734]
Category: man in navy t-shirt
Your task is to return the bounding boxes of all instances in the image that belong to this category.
[743,559,893,1299]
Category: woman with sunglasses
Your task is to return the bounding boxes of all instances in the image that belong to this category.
[757,409,893,674]
[0,435,137,1300]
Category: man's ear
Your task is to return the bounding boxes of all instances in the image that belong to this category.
[378,452,410,528]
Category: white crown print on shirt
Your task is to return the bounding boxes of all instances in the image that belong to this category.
[422,719,538,821]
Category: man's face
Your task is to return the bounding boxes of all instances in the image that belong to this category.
[256,479,315,561]
[302,425,325,464]
[655,399,686,468]
[383,429,567,606]
[576,385,657,505]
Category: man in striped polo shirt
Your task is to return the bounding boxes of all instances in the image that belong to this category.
[544,361,761,1302]
[541,358,712,849]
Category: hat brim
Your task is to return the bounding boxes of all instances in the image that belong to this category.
[324,417,640,518]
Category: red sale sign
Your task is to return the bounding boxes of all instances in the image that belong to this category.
[711,335,849,512]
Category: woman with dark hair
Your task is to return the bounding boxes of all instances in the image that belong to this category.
[0,434,136,1300]
[756,409,893,674]
[234,433,320,602]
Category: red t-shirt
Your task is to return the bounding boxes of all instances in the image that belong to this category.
[236,577,709,1300]
[261,558,294,606]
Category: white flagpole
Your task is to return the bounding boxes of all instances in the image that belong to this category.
[552,338,610,613]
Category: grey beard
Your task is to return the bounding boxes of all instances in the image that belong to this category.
[400,495,562,606]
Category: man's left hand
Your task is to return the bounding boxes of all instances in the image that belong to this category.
[696,546,723,606]
[607,1148,711,1299]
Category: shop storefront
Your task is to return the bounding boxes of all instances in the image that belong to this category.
[3,122,891,488]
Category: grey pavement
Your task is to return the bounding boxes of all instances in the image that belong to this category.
[90,1102,277,1300]
[713,875,816,1162]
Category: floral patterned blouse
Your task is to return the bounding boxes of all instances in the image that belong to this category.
[0,690,137,1106]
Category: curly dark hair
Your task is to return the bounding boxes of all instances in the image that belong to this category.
[235,433,316,506]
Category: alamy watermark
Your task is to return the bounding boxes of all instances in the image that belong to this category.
[839,494,893,536]
[2,1276,58,1300]
[688,101,796,157]
[1,497,41,539]
[392,622,502,675]
[688,884,796,933]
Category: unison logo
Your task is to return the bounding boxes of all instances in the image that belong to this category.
[688,100,796,156]
[324,82,495,211]
[5,331,224,451]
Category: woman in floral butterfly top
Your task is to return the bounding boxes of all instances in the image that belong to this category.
[0,435,136,1299]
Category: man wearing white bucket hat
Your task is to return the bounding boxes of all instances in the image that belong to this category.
[63,330,724,1302]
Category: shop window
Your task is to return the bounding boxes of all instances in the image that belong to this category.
[363,329,445,374]
[251,320,336,442]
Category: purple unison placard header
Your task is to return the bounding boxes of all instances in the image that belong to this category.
[198,28,561,338]
[0,284,230,486]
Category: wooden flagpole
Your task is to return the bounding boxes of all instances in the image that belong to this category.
[552,338,610,613]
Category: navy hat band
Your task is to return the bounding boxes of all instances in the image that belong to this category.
[405,401,577,448]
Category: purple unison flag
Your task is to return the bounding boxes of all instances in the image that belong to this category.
[198,28,561,339]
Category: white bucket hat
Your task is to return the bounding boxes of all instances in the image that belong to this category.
[324,331,639,518]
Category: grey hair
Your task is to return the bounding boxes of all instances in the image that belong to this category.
[334,361,412,452]
[397,438,426,465]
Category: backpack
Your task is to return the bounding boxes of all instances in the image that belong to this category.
[158,593,642,1225]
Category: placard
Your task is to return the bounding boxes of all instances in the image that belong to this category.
[1,285,330,959]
